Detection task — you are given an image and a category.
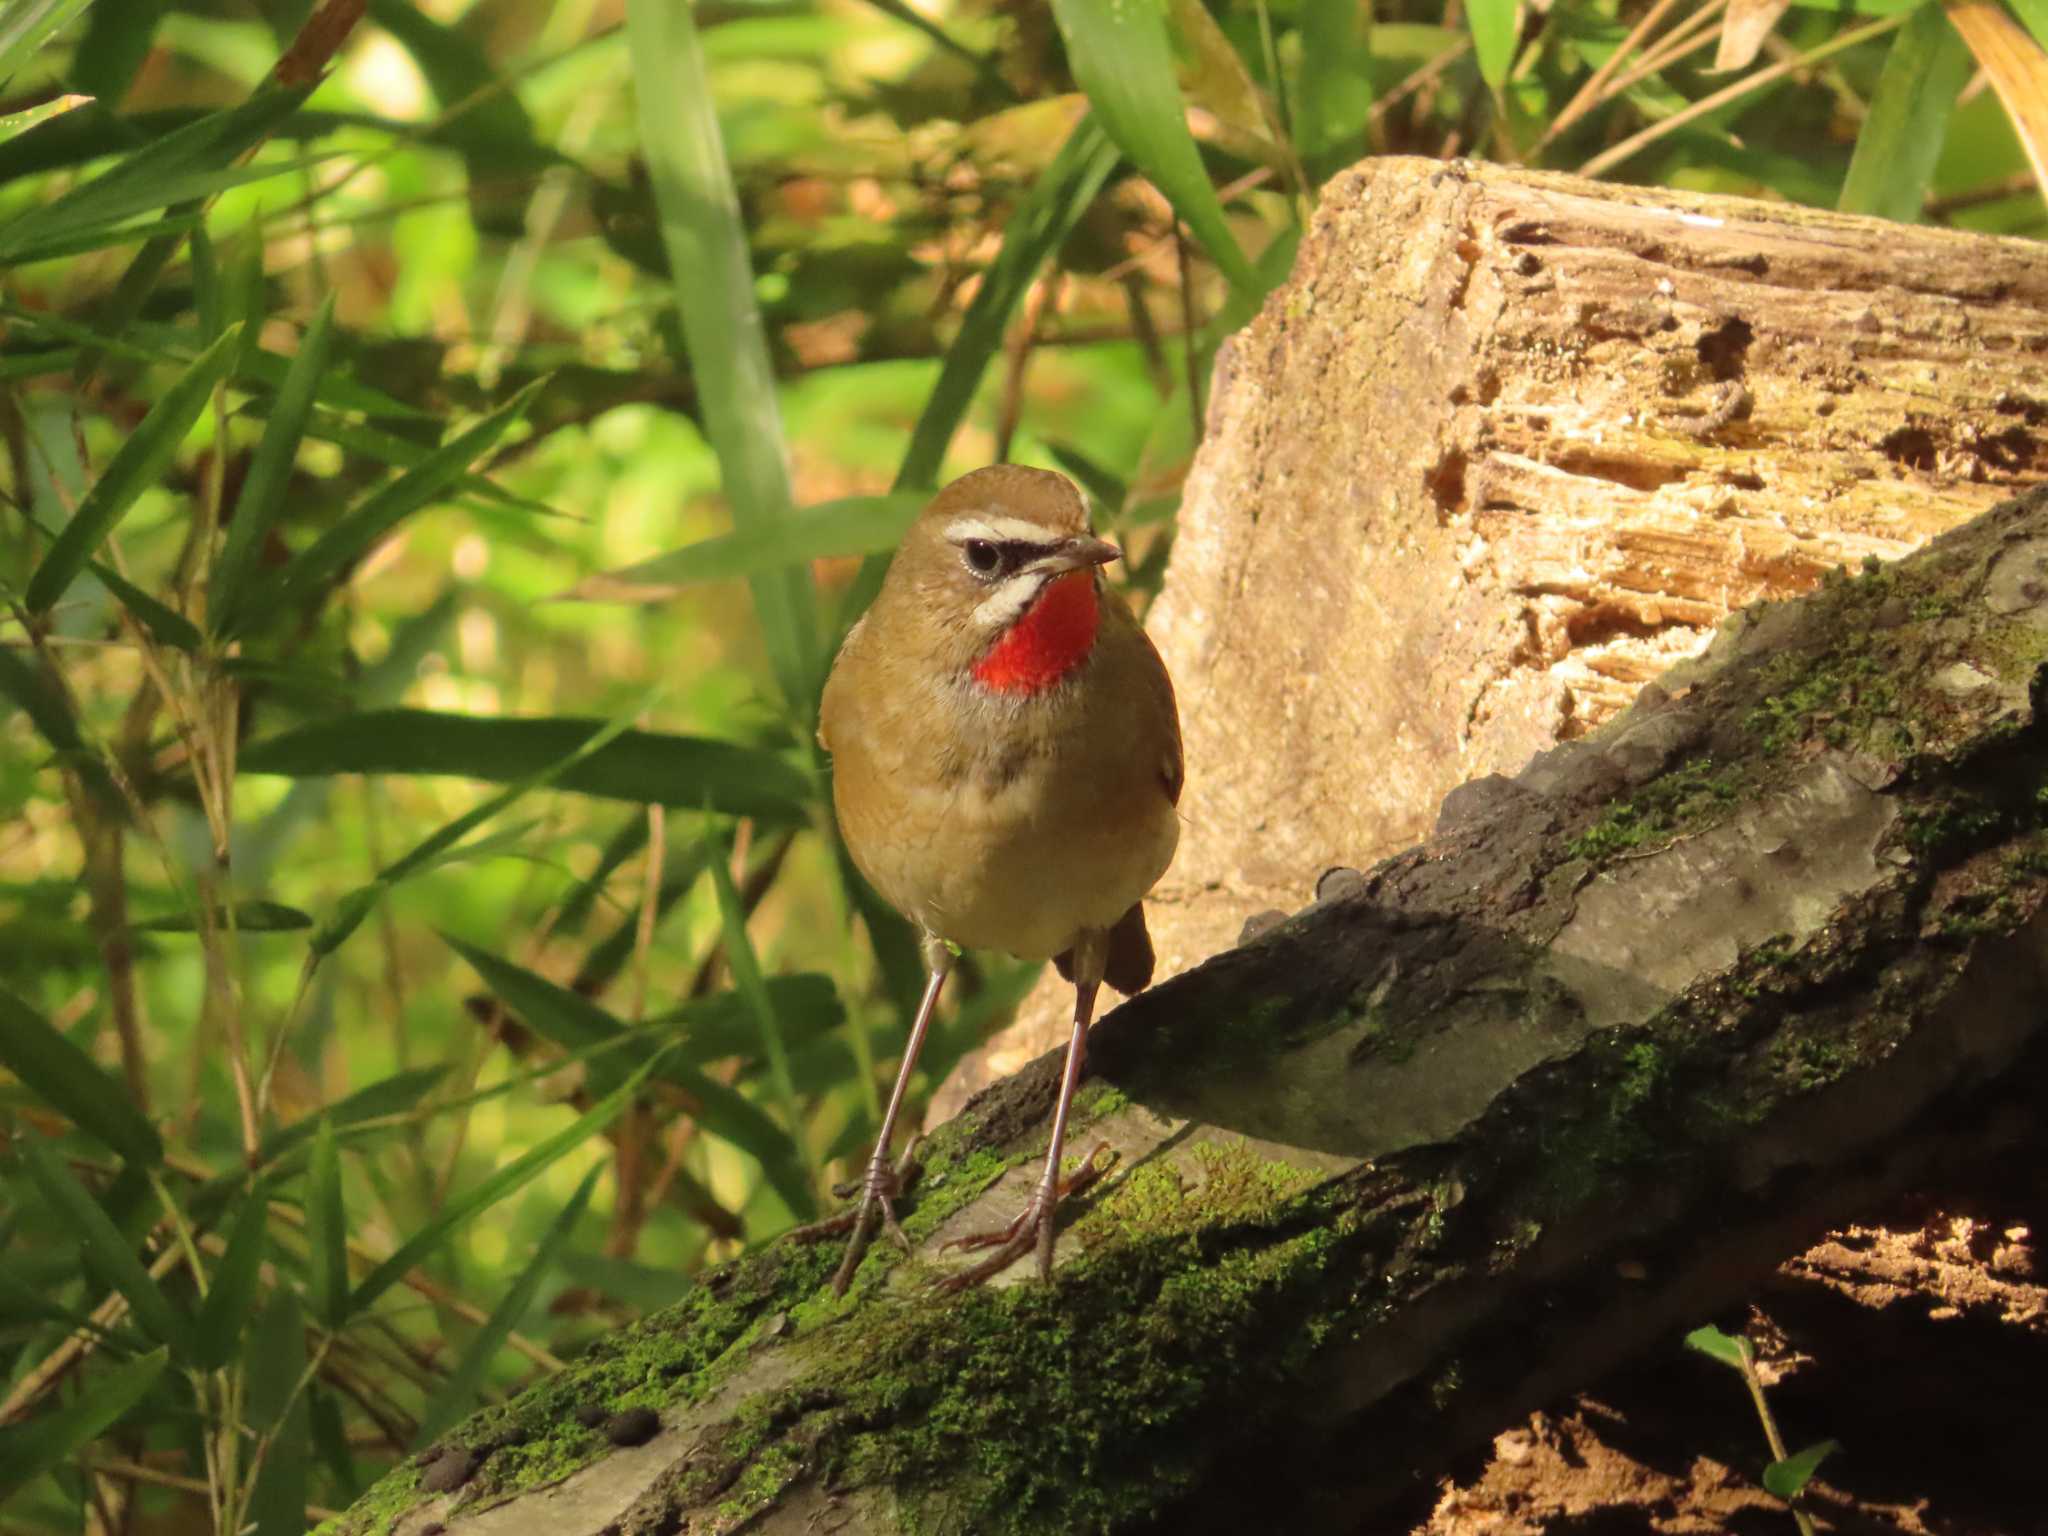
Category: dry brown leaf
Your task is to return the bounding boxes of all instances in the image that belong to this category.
[1944,0,2048,204]
[1714,0,1793,71]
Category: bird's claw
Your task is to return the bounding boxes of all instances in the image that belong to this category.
[790,1139,923,1294]
[936,1141,1116,1290]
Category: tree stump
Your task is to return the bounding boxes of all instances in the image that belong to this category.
[938,155,2048,1113]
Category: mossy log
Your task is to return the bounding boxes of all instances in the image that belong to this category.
[330,486,2048,1536]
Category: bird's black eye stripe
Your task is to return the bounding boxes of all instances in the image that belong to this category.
[958,539,1056,580]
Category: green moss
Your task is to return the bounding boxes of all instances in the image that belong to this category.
[1745,650,1906,756]
[1566,756,1745,863]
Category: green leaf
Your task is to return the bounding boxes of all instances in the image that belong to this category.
[706,837,813,1202]
[243,1288,308,1536]
[258,1066,448,1162]
[0,89,316,260]
[224,380,540,636]
[1467,0,1521,89]
[348,1055,656,1316]
[2014,0,2048,50]
[574,494,927,600]
[444,934,817,1217]
[23,325,242,614]
[239,709,813,822]
[627,0,818,721]
[130,900,313,933]
[89,559,201,651]
[19,1138,185,1348]
[0,984,161,1166]
[0,93,92,148]
[414,1163,599,1445]
[212,292,335,637]
[191,1186,270,1369]
[0,0,93,95]
[1297,0,1375,166]
[307,1119,348,1329]
[0,1347,168,1502]
[646,974,846,1063]
[1838,1,1971,221]
[1683,1323,1751,1369]
[1050,0,1259,294]
[73,0,165,106]
[1763,1438,1839,1498]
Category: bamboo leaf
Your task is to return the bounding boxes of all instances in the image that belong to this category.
[1467,0,1522,88]
[0,984,162,1166]
[1050,0,1259,293]
[1944,0,2048,202]
[0,0,93,94]
[23,325,242,614]
[240,709,813,822]
[191,1185,270,1369]
[130,900,312,933]
[413,1164,599,1446]
[212,292,335,636]
[1839,1,1972,220]
[445,934,818,1217]
[347,1057,656,1316]
[627,0,818,721]
[243,1289,309,1536]
[307,1119,348,1329]
[224,379,541,636]
[0,1347,168,1502]
[0,93,92,147]
[19,1139,185,1348]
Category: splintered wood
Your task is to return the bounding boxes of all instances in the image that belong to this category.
[936,155,2047,1117]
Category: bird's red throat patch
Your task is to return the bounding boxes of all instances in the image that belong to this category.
[971,570,1100,694]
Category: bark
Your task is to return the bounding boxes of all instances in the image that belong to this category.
[939,154,2048,1115]
[331,482,2048,1536]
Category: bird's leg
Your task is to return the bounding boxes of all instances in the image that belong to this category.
[938,931,1111,1290]
[790,939,952,1295]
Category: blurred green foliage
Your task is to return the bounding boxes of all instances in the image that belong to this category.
[0,0,2039,1528]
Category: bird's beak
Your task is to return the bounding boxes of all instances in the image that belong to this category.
[1042,535,1121,574]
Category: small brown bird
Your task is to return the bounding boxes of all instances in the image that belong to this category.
[806,464,1182,1293]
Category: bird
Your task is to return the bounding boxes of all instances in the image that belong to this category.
[800,464,1182,1294]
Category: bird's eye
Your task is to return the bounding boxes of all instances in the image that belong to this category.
[962,539,1001,577]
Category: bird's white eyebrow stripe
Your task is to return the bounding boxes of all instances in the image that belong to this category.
[945,514,1057,546]
[971,572,1046,627]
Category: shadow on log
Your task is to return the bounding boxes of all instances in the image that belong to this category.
[328,480,2048,1535]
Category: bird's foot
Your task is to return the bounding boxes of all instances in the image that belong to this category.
[936,1141,1116,1290]
[788,1139,922,1295]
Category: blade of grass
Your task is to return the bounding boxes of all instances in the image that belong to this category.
[626,0,818,723]
[0,1348,167,1502]
[1839,0,1972,220]
[0,984,162,1166]
[190,1186,269,1369]
[1050,0,1260,294]
[412,1163,599,1445]
[23,324,242,614]
[307,1119,347,1330]
[0,0,93,93]
[223,378,542,636]
[211,291,335,636]
[238,709,811,823]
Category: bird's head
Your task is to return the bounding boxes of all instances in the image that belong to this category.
[887,466,1122,694]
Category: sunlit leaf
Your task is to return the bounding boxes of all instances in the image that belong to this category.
[0,984,162,1166]
[627,0,818,720]
[1050,0,1260,293]
[1466,0,1521,89]
[1715,0,1794,71]
[240,709,813,822]
[0,0,92,95]
[1944,0,2048,202]
[23,325,243,614]
[0,93,91,147]
[572,494,927,602]
[1839,1,1972,220]
[1683,1323,1751,1369]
